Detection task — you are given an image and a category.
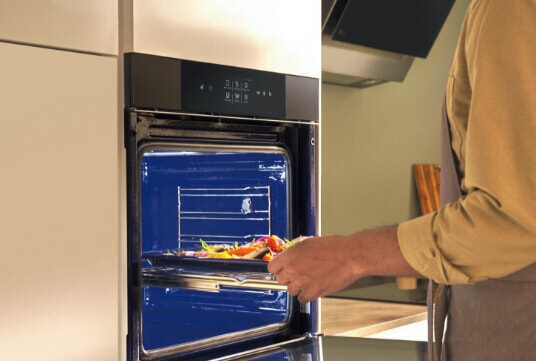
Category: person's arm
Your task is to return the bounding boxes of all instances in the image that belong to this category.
[267,225,422,303]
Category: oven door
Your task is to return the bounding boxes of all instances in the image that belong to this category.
[126,112,317,361]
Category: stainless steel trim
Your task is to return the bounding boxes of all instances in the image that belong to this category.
[132,108,319,125]
[142,269,288,292]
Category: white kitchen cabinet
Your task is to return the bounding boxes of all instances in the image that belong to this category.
[122,0,320,78]
[0,42,119,361]
[0,0,117,55]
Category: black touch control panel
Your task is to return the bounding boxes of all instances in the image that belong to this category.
[125,53,318,121]
[181,60,285,118]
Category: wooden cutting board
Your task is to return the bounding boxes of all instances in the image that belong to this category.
[412,164,441,215]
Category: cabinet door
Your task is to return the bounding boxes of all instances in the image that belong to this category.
[0,0,117,55]
[0,42,119,361]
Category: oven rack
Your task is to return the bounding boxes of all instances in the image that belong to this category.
[177,186,272,246]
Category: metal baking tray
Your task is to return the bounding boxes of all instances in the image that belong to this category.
[142,251,284,292]
[143,251,270,273]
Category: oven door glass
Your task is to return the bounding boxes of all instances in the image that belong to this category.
[137,145,293,359]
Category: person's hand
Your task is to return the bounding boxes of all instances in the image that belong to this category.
[268,226,420,303]
[267,235,360,303]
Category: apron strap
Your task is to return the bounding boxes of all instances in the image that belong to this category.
[426,280,434,359]
[427,95,463,361]
[439,95,462,205]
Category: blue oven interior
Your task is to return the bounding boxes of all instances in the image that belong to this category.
[139,147,292,353]
[141,150,289,251]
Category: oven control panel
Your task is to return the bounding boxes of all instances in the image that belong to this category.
[181,60,285,118]
[125,53,318,121]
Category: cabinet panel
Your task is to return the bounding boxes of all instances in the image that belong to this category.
[126,0,320,77]
[0,0,117,55]
[0,42,119,361]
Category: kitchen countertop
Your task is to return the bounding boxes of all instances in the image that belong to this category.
[320,297,427,338]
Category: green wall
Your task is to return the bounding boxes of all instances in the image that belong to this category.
[320,0,471,235]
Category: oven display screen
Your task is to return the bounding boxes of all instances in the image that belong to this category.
[181,60,286,118]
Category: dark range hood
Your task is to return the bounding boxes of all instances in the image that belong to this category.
[322,0,455,88]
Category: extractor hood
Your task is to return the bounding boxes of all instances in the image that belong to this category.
[322,0,455,88]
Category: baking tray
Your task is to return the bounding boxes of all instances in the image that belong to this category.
[142,250,270,274]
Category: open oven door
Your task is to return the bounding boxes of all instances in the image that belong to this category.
[125,53,320,361]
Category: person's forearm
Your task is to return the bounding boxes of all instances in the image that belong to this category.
[348,225,423,279]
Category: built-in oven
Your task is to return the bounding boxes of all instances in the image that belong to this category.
[124,53,319,360]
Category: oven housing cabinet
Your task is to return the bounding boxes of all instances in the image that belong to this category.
[125,53,320,361]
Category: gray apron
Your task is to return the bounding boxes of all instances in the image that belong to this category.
[428,98,536,361]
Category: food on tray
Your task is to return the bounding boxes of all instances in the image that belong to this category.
[174,235,305,261]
